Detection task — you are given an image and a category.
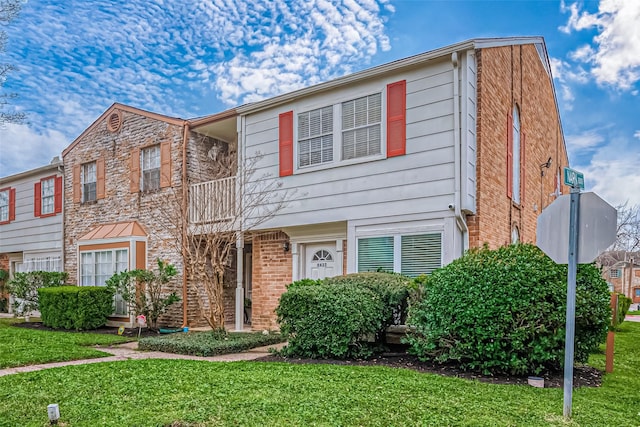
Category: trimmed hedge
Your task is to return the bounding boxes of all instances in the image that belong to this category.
[139,330,285,356]
[38,286,115,330]
[276,273,412,359]
[407,244,610,375]
[614,293,632,328]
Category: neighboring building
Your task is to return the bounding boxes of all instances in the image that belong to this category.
[192,36,570,330]
[0,158,64,312]
[599,251,640,303]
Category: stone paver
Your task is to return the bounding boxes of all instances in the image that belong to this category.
[0,341,286,377]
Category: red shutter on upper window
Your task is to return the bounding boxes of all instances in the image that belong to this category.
[521,132,526,205]
[73,165,81,203]
[8,188,16,221]
[54,176,63,213]
[130,148,140,193]
[387,80,406,157]
[34,182,42,217]
[506,112,513,199]
[160,141,171,188]
[96,158,105,199]
[279,111,294,177]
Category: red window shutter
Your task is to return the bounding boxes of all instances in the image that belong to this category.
[96,158,105,199]
[387,80,406,157]
[279,111,294,177]
[520,132,526,205]
[130,148,140,193]
[160,141,172,188]
[34,182,42,217]
[54,176,63,213]
[8,188,16,221]
[73,165,81,203]
[506,112,513,199]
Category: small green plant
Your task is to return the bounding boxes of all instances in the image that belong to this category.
[7,271,68,317]
[612,293,632,329]
[0,269,9,313]
[106,259,180,331]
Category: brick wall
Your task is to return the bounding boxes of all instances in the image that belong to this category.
[470,44,569,249]
[63,108,186,327]
[250,231,291,331]
[0,254,8,272]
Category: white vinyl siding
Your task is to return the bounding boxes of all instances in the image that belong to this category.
[41,178,55,215]
[342,93,382,160]
[141,145,161,191]
[0,190,8,222]
[298,106,333,167]
[80,249,129,315]
[81,162,97,203]
[358,233,442,277]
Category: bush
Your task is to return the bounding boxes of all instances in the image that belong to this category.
[139,330,285,356]
[277,283,385,359]
[613,293,632,329]
[406,244,610,375]
[7,271,68,317]
[38,286,115,330]
[323,273,412,325]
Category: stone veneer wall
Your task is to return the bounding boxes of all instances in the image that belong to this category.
[63,109,186,327]
[469,44,569,249]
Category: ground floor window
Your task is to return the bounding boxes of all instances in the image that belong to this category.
[80,249,128,315]
[357,233,441,277]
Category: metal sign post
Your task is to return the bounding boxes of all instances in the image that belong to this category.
[563,185,580,419]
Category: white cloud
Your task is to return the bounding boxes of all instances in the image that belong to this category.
[634,130,640,140]
[580,148,640,207]
[560,1,640,90]
[0,124,68,177]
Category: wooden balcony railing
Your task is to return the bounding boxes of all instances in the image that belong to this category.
[189,176,236,224]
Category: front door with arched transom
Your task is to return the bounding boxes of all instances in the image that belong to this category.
[305,243,337,280]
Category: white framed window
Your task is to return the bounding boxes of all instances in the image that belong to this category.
[41,177,55,215]
[610,269,621,279]
[357,233,441,277]
[342,93,382,160]
[141,145,161,191]
[298,106,333,168]
[0,189,8,222]
[81,162,97,203]
[80,248,129,316]
[512,105,521,204]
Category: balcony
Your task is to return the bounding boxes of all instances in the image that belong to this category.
[189,176,236,224]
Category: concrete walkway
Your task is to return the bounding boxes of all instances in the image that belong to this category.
[0,341,286,378]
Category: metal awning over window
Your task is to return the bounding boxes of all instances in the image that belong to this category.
[79,221,147,241]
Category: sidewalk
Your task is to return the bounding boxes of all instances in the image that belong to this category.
[0,341,286,378]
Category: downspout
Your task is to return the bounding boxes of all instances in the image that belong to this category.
[181,122,189,328]
[234,115,245,331]
[452,52,468,256]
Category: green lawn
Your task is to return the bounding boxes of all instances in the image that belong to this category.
[0,322,638,426]
[0,318,131,369]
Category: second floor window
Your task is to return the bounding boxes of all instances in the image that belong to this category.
[41,177,55,215]
[82,162,97,203]
[342,93,382,160]
[0,189,9,222]
[298,106,333,168]
[610,269,621,279]
[141,145,160,191]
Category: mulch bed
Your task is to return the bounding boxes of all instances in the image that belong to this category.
[254,351,602,388]
[12,320,160,339]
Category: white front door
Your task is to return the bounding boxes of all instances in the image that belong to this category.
[305,243,337,280]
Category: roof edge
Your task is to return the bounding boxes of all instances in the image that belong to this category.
[0,159,63,184]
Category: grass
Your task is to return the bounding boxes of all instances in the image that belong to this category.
[139,329,286,356]
[0,318,131,369]
[0,322,638,426]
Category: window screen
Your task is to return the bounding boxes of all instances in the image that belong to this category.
[358,236,394,273]
[400,234,442,277]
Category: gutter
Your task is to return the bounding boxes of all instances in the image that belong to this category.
[181,122,189,328]
[452,52,469,256]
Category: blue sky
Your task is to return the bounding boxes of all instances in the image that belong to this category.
[1,0,638,206]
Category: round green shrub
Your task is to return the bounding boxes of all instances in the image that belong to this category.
[276,283,385,359]
[406,243,610,375]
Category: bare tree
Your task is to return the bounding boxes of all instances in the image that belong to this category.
[0,0,25,125]
[596,202,640,272]
[151,134,293,330]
